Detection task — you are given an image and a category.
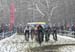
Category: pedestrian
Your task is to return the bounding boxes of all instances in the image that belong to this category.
[37,25,44,45]
[24,25,30,41]
[52,25,58,41]
[44,25,51,42]
[31,27,34,40]
[71,24,75,37]
[60,25,64,34]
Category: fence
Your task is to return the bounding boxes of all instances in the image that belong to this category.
[0,29,17,40]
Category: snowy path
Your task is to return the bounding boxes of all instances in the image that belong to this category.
[0,33,75,52]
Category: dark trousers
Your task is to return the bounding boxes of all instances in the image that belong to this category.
[52,32,57,41]
[37,31,44,45]
[31,30,34,40]
[24,30,29,41]
[45,32,50,42]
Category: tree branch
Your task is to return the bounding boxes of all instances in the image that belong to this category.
[35,4,45,16]
[50,6,58,16]
[45,0,49,9]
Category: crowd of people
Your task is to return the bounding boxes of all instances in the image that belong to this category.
[0,23,75,45]
[23,24,75,45]
[23,24,58,45]
[0,24,9,33]
[0,23,17,33]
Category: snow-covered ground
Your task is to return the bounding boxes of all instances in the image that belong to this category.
[0,33,75,52]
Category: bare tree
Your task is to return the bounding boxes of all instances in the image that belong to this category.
[27,0,59,23]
